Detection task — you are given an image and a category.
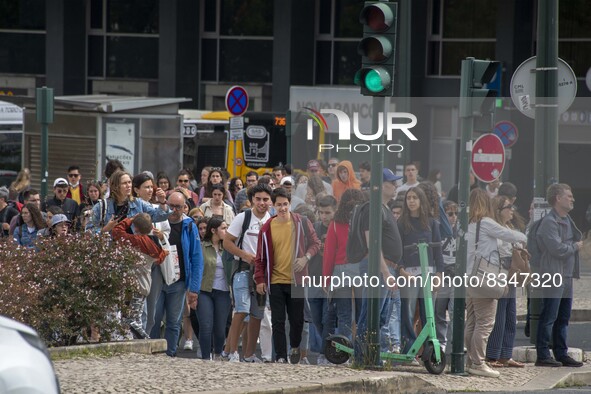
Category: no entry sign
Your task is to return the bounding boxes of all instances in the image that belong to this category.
[471,133,505,183]
[225,86,249,116]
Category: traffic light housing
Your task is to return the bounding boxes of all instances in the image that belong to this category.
[460,57,500,118]
[357,1,397,97]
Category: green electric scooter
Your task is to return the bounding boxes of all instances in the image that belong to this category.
[325,242,446,375]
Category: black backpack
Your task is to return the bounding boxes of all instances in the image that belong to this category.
[346,201,392,264]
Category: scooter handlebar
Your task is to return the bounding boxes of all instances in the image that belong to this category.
[403,242,441,252]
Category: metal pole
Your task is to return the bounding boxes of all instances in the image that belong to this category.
[366,96,387,366]
[451,58,474,375]
[393,0,411,169]
[530,0,559,345]
[286,110,292,165]
[36,87,54,201]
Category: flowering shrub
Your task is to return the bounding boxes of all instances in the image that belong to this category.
[0,233,144,347]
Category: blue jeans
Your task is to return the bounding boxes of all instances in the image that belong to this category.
[486,286,516,360]
[150,280,186,356]
[197,289,231,360]
[536,278,573,361]
[386,289,401,348]
[354,258,390,363]
[400,283,426,353]
[308,297,336,354]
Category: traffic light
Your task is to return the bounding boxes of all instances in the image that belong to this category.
[459,57,500,118]
[357,1,397,97]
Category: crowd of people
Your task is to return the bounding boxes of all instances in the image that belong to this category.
[0,158,583,375]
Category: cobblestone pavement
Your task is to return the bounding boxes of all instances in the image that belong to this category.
[54,353,591,393]
[54,353,384,393]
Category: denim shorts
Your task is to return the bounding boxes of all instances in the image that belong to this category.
[233,270,263,319]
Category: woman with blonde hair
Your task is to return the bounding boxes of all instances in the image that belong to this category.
[464,189,526,378]
[9,168,31,203]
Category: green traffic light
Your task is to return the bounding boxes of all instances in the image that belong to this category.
[365,69,385,93]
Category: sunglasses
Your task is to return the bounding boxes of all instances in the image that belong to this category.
[178,179,190,183]
[500,205,515,211]
[328,163,338,168]
[68,173,80,178]
[169,204,184,210]
[446,211,458,217]
[210,167,222,171]
[192,216,204,221]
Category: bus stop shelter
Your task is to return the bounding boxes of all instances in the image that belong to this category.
[16,95,190,189]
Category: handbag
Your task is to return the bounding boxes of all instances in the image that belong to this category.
[160,237,181,285]
[509,246,531,287]
[470,221,508,299]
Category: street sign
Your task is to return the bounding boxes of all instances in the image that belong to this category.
[493,120,518,148]
[229,129,243,141]
[225,86,249,116]
[471,133,505,183]
[510,56,577,119]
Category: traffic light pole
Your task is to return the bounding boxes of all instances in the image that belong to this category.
[394,0,411,169]
[451,59,474,375]
[366,96,387,367]
[36,87,54,201]
[530,0,559,346]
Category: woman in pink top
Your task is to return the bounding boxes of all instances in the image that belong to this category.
[323,188,366,339]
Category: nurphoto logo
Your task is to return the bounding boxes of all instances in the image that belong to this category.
[304,108,418,153]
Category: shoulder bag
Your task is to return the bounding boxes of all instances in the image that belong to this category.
[471,221,508,299]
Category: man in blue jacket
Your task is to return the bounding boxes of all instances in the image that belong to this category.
[150,192,203,357]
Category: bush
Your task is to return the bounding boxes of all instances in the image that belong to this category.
[0,233,144,347]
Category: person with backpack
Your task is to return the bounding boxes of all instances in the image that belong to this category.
[222,184,273,363]
[323,189,366,342]
[535,183,583,368]
[254,187,321,364]
[353,168,403,364]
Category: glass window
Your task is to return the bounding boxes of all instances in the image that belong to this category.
[431,0,441,35]
[220,0,273,36]
[441,41,495,75]
[334,0,363,38]
[560,0,591,38]
[88,36,104,77]
[0,33,45,74]
[90,0,103,30]
[201,39,217,81]
[315,41,331,85]
[219,39,272,82]
[443,0,496,38]
[204,0,217,33]
[560,42,591,77]
[0,0,45,30]
[106,36,158,78]
[107,0,158,34]
[318,0,331,35]
[333,41,359,85]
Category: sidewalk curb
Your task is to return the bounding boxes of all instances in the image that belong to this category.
[48,339,167,358]
[555,370,591,388]
[512,346,586,363]
[198,373,445,394]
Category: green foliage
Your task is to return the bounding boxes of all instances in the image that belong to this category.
[0,233,143,347]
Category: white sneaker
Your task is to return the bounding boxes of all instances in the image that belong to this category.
[316,354,328,365]
[299,357,310,365]
[229,351,240,362]
[467,362,500,378]
[243,355,263,363]
[391,345,401,354]
[276,358,288,364]
[183,339,193,351]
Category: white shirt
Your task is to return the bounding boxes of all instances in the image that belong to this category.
[227,210,271,256]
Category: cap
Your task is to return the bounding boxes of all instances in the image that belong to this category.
[383,168,403,182]
[280,176,294,186]
[53,178,69,187]
[307,160,320,170]
[50,214,71,227]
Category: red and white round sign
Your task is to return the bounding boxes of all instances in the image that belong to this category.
[471,134,505,183]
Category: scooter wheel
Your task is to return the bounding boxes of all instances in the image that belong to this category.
[423,342,446,375]
[324,335,352,365]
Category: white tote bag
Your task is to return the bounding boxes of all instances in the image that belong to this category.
[160,237,180,285]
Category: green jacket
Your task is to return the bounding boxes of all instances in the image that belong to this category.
[200,240,232,292]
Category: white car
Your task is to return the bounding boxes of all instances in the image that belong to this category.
[0,316,60,393]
